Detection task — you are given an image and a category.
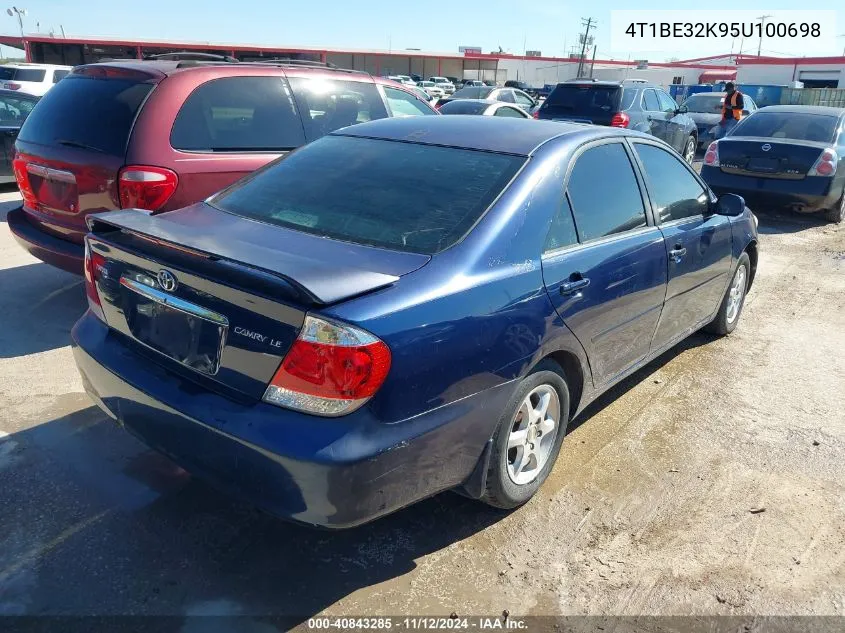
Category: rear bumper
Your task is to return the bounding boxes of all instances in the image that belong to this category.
[701,167,840,214]
[7,206,84,274]
[71,312,512,528]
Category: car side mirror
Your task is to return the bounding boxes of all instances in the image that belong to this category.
[741,109,750,116]
[715,193,745,217]
[675,104,688,114]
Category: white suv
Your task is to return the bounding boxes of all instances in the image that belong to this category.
[0,63,73,96]
[429,76,455,95]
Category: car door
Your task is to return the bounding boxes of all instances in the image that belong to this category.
[629,140,733,351]
[642,89,670,143]
[656,89,686,153]
[541,140,668,387]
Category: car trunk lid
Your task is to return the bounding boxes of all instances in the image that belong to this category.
[86,204,430,399]
[13,66,161,243]
[717,137,829,179]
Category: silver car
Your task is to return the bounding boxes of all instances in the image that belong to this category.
[436,99,531,118]
[681,91,759,149]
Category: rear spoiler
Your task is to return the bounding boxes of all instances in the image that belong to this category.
[87,209,403,305]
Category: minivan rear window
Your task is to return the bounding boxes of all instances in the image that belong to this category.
[546,84,622,115]
[209,135,525,254]
[17,75,153,156]
[0,67,46,82]
[730,111,839,143]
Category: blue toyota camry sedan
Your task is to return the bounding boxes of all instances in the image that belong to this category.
[73,116,759,528]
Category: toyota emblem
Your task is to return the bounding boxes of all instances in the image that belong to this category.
[761,143,772,152]
[157,269,178,292]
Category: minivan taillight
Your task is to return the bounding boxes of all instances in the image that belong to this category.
[84,240,107,322]
[263,315,391,416]
[808,148,838,177]
[610,112,629,128]
[12,157,37,208]
[118,166,179,211]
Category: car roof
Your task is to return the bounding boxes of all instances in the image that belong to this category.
[752,105,845,116]
[0,88,38,98]
[332,115,595,155]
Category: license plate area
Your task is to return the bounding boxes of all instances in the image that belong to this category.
[120,276,229,376]
[746,157,780,173]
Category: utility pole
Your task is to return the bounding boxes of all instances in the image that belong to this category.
[576,17,596,78]
[756,14,772,57]
[589,43,597,78]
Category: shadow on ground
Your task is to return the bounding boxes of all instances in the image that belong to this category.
[0,326,720,623]
[0,262,85,358]
[754,210,830,235]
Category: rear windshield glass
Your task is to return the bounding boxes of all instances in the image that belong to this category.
[438,100,488,115]
[452,86,493,99]
[0,67,46,82]
[209,135,525,254]
[17,75,153,155]
[545,84,622,114]
[731,112,838,143]
[683,94,724,113]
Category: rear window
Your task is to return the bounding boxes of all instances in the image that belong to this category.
[0,67,46,82]
[288,77,388,142]
[452,87,493,99]
[17,75,153,155]
[209,135,525,254]
[171,76,306,152]
[546,84,622,114]
[438,101,489,115]
[730,111,839,143]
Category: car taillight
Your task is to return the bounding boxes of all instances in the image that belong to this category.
[118,166,179,211]
[263,315,391,416]
[808,148,838,177]
[12,157,37,208]
[610,112,629,128]
[704,141,720,167]
[5,82,20,90]
[84,240,107,322]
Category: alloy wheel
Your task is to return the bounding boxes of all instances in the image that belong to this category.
[726,265,747,324]
[506,384,561,485]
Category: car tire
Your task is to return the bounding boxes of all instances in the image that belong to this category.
[480,360,570,510]
[683,135,696,164]
[706,252,751,336]
[822,191,845,224]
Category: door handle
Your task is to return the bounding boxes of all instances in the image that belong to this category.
[669,246,687,263]
[560,275,590,295]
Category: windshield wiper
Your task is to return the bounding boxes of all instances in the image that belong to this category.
[55,139,106,153]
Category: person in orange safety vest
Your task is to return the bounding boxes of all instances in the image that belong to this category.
[715,82,745,139]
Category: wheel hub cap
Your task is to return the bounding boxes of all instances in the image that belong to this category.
[506,384,561,485]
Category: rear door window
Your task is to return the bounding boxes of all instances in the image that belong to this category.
[642,90,660,112]
[544,194,579,252]
[209,135,525,254]
[657,91,678,112]
[513,91,534,107]
[498,90,516,103]
[288,77,388,141]
[0,68,46,82]
[0,94,37,124]
[633,143,709,222]
[567,143,647,241]
[382,87,435,117]
[17,75,153,156]
[494,106,526,118]
[171,76,306,152]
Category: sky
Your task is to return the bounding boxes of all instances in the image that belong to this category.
[2,0,844,62]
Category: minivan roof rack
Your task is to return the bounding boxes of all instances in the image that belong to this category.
[622,78,649,83]
[240,59,368,74]
[145,52,239,63]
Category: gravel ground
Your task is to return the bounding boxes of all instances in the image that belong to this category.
[0,185,843,623]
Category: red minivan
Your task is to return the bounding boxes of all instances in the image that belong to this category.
[8,59,438,273]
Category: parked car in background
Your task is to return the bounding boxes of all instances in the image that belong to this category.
[405,84,438,104]
[536,80,698,163]
[389,75,417,86]
[74,116,757,528]
[417,80,445,99]
[0,89,39,184]
[429,76,455,94]
[505,80,537,98]
[445,76,461,86]
[8,59,437,274]
[0,63,72,96]
[462,79,484,88]
[437,99,530,118]
[681,91,758,149]
[701,105,845,223]
[438,85,537,112]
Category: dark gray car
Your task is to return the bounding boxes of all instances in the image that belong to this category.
[681,92,758,150]
[0,89,39,183]
[536,79,699,163]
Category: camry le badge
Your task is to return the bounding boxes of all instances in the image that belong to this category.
[157,269,178,292]
[761,143,772,152]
